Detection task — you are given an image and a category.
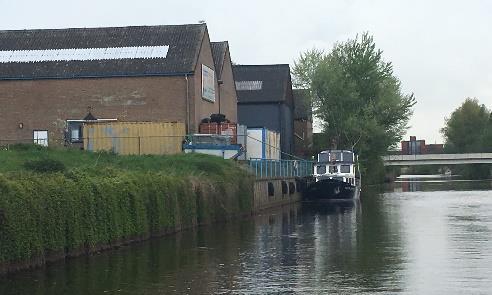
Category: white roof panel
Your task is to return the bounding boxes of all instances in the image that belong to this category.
[0,45,169,63]
[235,80,263,91]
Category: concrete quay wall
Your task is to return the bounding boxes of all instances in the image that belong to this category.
[253,177,304,211]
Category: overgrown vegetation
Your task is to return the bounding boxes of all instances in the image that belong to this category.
[23,158,66,173]
[0,145,254,274]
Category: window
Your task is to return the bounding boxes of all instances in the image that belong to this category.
[342,152,354,163]
[318,153,329,163]
[316,165,326,174]
[329,165,338,173]
[33,130,48,147]
[340,165,351,173]
[330,152,342,162]
[71,129,80,141]
[68,121,83,143]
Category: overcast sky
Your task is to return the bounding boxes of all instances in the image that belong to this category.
[1,0,491,143]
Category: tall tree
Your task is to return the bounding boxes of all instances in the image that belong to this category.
[292,48,324,90]
[484,114,492,149]
[293,33,416,180]
[441,98,491,153]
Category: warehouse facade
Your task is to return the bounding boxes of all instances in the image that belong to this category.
[0,24,237,146]
[233,64,295,158]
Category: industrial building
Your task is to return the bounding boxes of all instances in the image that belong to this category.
[233,64,295,158]
[401,136,444,155]
[0,24,237,146]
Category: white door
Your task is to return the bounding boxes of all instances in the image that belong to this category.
[33,130,48,147]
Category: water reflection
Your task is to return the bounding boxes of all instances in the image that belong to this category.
[391,178,492,192]
[1,180,492,294]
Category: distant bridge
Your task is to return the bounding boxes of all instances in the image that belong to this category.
[382,153,492,166]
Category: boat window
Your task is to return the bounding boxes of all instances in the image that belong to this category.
[329,166,338,173]
[318,153,329,163]
[340,165,351,173]
[330,152,342,162]
[316,165,326,174]
[342,152,354,163]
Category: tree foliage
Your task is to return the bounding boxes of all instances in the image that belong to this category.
[441,98,491,153]
[292,48,324,90]
[293,33,416,180]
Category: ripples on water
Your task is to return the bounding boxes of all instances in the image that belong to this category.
[1,180,491,294]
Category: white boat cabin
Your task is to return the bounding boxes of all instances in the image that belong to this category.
[314,150,358,186]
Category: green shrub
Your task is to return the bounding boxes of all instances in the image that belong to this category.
[8,143,45,151]
[23,158,66,173]
[0,151,254,271]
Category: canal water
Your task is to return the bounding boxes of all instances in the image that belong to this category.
[1,179,492,294]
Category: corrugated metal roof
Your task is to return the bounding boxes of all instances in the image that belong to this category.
[233,64,292,105]
[0,24,206,80]
[210,41,228,79]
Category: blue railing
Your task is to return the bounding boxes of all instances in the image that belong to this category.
[248,158,314,179]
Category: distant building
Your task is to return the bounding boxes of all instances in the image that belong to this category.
[233,64,294,158]
[0,24,237,146]
[401,136,444,154]
[293,89,313,158]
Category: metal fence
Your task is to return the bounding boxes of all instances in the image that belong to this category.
[0,138,314,179]
[248,158,314,179]
[0,135,186,155]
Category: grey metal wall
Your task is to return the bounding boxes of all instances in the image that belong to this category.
[238,104,280,131]
[238,103,294,158]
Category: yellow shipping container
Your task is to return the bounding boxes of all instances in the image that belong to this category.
[83,122,185,155]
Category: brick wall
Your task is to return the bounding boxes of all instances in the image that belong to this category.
[0,76,187,144]
[218,49,238,123]
[294,119,313,158]
[192,31,238,130]
[0,31,238,145]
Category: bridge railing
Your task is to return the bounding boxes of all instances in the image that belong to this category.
[248,158,314,179]
[383,153,492,160]
[382,153,492,166]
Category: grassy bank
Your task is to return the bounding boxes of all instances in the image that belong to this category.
[0,145,254,274]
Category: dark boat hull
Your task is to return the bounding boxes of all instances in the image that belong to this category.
[305,178,360,200]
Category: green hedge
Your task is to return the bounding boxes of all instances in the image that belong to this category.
[0,163,253,273]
